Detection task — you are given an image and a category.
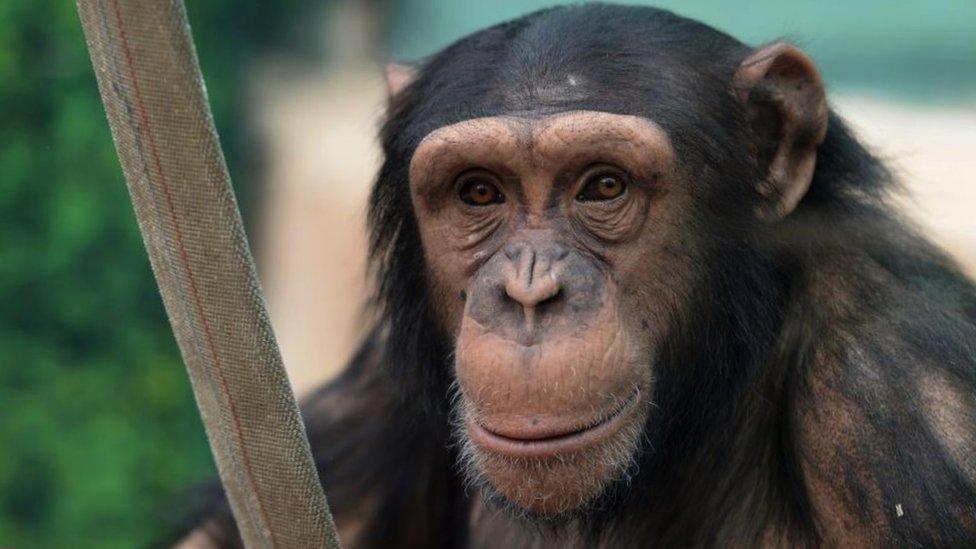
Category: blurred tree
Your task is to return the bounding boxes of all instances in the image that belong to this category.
[0,0,318,546]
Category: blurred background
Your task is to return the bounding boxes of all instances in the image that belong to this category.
[0,0,973,546]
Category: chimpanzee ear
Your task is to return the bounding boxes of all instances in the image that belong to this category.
[384,62,417,98]
[734,43,828,220]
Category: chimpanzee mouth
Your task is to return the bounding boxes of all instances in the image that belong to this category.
[467,388,641,459]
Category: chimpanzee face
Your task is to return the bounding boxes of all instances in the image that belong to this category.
[409,111,704,513]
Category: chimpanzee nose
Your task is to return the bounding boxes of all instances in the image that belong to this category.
[503,241,567,324]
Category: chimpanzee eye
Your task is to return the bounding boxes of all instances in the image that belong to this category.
[577,167,628,202]
[458,172,505,206]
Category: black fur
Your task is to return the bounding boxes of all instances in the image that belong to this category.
[186,5,976,547]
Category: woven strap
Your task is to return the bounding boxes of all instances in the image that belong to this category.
[75,1,340,547]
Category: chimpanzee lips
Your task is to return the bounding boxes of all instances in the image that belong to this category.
[466,388,641,459]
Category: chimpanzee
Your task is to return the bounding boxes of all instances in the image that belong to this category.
[184,4,976,547]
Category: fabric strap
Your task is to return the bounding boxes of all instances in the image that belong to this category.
[75,1,340,546]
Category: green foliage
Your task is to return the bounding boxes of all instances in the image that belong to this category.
[0,0,316,546]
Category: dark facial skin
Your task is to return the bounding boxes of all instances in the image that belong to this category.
[410,112,694,512]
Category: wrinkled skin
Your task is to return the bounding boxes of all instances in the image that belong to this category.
[410,112,690,512]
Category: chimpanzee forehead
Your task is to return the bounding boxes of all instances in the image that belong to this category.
[398,6,750,157]
[407,61,706,147]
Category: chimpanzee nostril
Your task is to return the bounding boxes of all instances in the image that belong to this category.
[504,271,561,310]
[501,241,570,330]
